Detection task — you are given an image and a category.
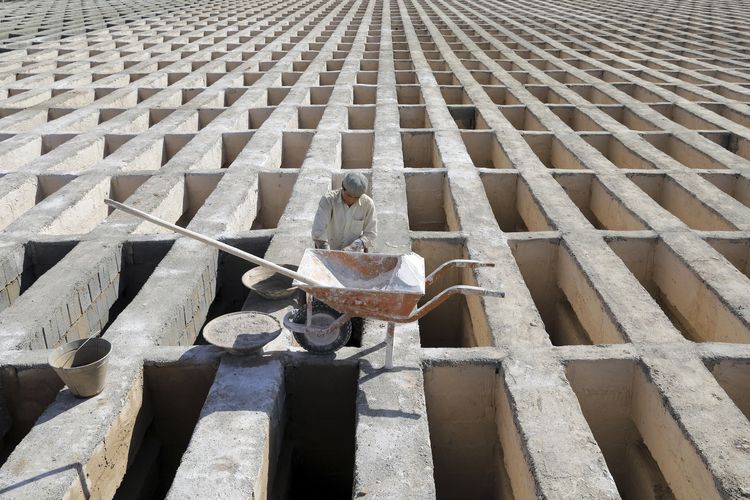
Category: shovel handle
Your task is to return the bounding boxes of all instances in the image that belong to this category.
[104,199,321,286]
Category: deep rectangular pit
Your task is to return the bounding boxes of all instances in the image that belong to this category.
[606,236,750,343]
[347,105,375,130]
[399,105,430,128]
[704,237,750,280]
[480,171,553,232]
[221,131,254,168]
[280,131,314,168]
[0,175,73,230]
[412,237,491,347]
[114,362,218,498]
[423,365,514,499]
[553,172,649,230]
[401,131,442,168]
[449,106,488,129]
[0,364,64,466]
[509,238,626,345]
[249,107,274,129]
[640,133,727,169]
[0,240,77,314]
[174,173,223,228]
[580,133,655,170]
[699,172,750,209]
[498,105,547,131]
[707,359,750,422]
[627,173,737,230]
[251,171,297,229]
[522,133,587,169]
[269,363,357,499]
[461,131,512,168]
[196,236,272,341]
[296,106,324,129]
[93,240,175,343]
[341,131,374,168]
[405,171,454,231]
[565,360,676,499]
[548,105,605,131]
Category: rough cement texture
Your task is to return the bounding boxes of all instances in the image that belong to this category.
[0,0,749,498]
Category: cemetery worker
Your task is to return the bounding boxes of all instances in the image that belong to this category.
[311,172,377,252]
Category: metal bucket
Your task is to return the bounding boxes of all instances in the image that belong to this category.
[48,338,112,397]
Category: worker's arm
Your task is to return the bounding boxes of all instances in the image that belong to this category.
[311,194,332,248]
[359,201,377,250]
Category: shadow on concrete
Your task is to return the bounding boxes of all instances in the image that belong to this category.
[357,359,422,420]
[0,462,90,498]
[35,389,89,425]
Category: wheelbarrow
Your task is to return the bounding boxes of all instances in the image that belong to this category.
[104,199,504,368]
[283,249,504,368]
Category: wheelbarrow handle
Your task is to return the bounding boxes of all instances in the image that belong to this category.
[425,259,496,286]
[407,284,505,322]
[104,199,322,287]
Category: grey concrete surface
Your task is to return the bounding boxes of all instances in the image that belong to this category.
[0,0,748,498]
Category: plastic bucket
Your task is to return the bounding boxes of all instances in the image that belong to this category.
[48,338,112,397]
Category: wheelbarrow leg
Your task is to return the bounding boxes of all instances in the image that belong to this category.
[384,322,395,369]
[305,293,313,328]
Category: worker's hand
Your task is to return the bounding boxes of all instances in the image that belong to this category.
[313,240,330,250]
[343,239,365,252]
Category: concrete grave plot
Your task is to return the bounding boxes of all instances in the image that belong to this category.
[0,0,750,497]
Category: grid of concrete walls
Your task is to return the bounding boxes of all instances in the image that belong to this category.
[0,0,749,497]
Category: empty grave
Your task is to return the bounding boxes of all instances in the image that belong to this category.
[704,236,750,281]
[639,133,728,169]
[461,131,512,168]
[399,105,431,128]
[0,174,74,230]
[580,133,656,170]
[347,105,375,130]
[129,174,222,233]
[269,363,357,499]
[0,363,64,466]
[341,131,374,169]
[649,104,721,131]
[251,171,297,230]
[627,173,737,231]
[279,131,314,169]
[0,240,76,314]
[566,360,679,499]
[498,105,547,131]
[701,173,750,207]
[197,236,271,341]
[480,171,554,232]
[423,365,513,498]
[114,360,218,498]
[543,105,605,131]
[220,131,255,168]
[295,106,324,129]
[405,171,455,231]
[412,237,490,348]
[553,172,649,230]
[401,131,442,168]
[510,237,626,345]
[522,133,588,169]
[707,359,750,422]
[606,236,750,342]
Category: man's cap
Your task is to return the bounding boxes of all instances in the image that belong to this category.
[342,172,368,197]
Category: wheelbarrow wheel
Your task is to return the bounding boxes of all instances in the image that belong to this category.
[290,301,352,354]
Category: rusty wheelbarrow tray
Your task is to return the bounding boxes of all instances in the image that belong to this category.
[283,249,504,368]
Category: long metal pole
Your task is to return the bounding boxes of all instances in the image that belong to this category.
[105,199,321,286]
